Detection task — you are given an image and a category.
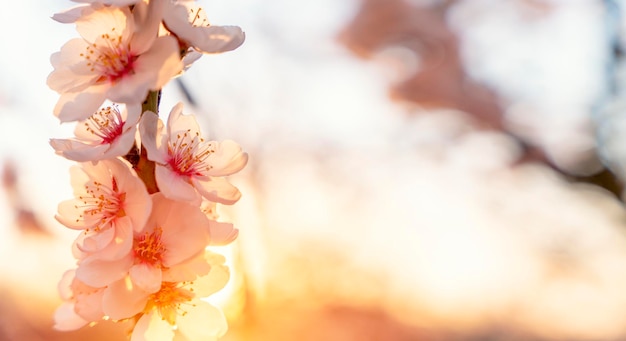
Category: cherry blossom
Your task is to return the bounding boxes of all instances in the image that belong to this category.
[50,103,140,162]
[162,1,245,55]
[102,251,230,341]
[47,1,183,122]
[56,158,152,261]
[49,1,246,338]
[140,103,248,205]
[75,193,213,292]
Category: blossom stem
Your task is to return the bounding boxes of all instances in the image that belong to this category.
[135,90,161,194]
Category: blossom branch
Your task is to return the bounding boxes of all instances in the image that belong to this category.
[47,2,247,339]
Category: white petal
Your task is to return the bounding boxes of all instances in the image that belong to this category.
[52,5,90,23]
[50,138,110,162]
[191,252,229,297]
[54,86,108,122]
[207,140,248,176]
[208,220,238,246]
[53,303,89,331]
[162,252,211,283]
[48,38,99,92]
[107,73,155,104]
[131,311,175,341]
[162,2,244,54]
[56,198,98,230]
[192,176,241,205]
[167,102,200,137]
[177,300,227,340]
[192,26,245,54]
[76,6,131,44]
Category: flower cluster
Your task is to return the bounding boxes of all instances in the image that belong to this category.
[47,1,247,340]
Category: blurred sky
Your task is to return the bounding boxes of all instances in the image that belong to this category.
[3,0,626,340]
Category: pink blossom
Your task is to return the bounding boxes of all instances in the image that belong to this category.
[50,103,140,162]
[76,193,212,292]
[162,1,245,55]
[102,251,230,341]
[140,102,248,205]
[56,158,152,260]
[48,1,183,122]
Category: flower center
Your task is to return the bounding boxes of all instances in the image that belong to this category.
[134,227,166,266]
[78,176,126,231]
[146,281,194,325]
[84,106,125,144]
[80,28,137,82]
[167,129,215,177]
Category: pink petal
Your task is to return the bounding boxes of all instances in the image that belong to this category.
[53,303,89,331]
[99,125,137,159]
[192,176,241,205]
[149,194,209,266]
[107,73,155,105]
[54,86,108,122]
[166,102,201,137]
[130,0,162,54]
[68,164,90,195]
[133,35,183,90]
[48,38,98,92]
[103,277,150,320]
[162,252,211,283]
[76,6,131,44]
[52,5,90,23]
[50,138,110,162]
[74,289,105,321]
[193,25,246,54]
[155,165,201,204]
[76,226,115,253]
[105,159,152,232]
[130,263,162,294]
[80,217,134,261]
[75,253,133,287]
[77,161,110,186]
[208,220,239,246]
[162,2,244,54]
[207,140,248,176]
[56,199,91,230]
[58,270,77,300]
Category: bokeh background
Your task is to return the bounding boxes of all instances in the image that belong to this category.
[3,0,626,340]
